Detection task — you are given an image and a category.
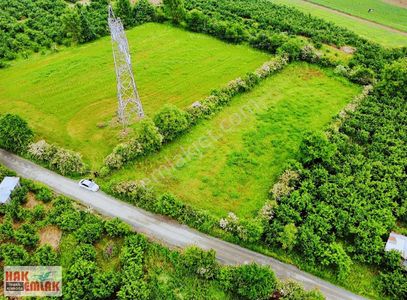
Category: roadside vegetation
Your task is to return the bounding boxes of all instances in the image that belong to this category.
[0,166,323,300]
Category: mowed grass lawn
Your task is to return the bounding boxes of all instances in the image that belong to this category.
[103,63,361,218]
[273,0,407,48]
[0,23,271,167]
[309,0,407,32]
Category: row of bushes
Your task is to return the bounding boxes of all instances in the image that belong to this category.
[103,56,288,173]
[112,180,217,232]
[27,139,86,176]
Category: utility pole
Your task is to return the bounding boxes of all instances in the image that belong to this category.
[108,5,144,126]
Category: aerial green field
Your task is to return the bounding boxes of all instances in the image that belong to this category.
[0,23,271,167]
[103,63,361,218]
[308,0,407,32]
[273,0,407,48]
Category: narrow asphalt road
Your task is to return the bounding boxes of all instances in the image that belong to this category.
[0,150,366,300]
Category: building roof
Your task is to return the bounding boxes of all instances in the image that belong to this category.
[385,232,407,260]
[0,176,20,204]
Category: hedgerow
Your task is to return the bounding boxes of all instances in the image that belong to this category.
[28,139,86,176]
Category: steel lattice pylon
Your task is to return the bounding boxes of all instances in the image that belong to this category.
[108,6,144,126]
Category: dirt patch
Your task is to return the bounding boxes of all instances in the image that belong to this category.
[301,68,324,80]
[39,226,62,250]
[24,192,41,209]
[340,46,356,54]
[383,0,407,9]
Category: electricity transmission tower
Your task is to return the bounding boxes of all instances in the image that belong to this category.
[108,5,144,126]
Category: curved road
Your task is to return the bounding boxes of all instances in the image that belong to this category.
[0,149,366,300]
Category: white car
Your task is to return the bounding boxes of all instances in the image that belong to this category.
[78,179,99,192]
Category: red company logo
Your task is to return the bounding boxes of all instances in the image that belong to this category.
[4,266,62,297]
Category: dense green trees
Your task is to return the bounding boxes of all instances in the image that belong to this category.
[264,58,407,290]
[1,0,157,66]
[0,114,33,153]
[153,104,190,142]
[163,0,186,24]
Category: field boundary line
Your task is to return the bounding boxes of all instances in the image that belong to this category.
[301,0,407,36]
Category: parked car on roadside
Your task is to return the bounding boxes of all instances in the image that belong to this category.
[78,179,99,192]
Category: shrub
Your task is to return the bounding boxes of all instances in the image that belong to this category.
[278,223,298,251]
[186,9,208,32]
[28,140,85,176]
[153,104,190,142]
[300,44,320,63]
[118,234,149,299]
[137,118,163,153]
[182,246,218,279]
[50,147,85,175]
[104,152,125,170]
[219,212,263,243]
[0,165,16,181]
[299,132,337,166]
[32,205,46,221]
[11,186,29,205]
[14,223,39,247]
[220,263,277,300]
[27,140,56,161]
[249,31,287,53]
[92,271,120,299]
[133,0,157,24]
[74,222,103,244]
[270,170,300,201]
[0,243,30,265]
[36,187,53,203]
[163,0,186,24]
[321,242,352,280]
[0,216,14,241]
[64,259,97,299]
[0,114,33,153]
[113,180,155,208]
[278,38,304,61]
[104,217,132,237]
[154,193,183,218]
[32,245,58,265]
[348,66,375,85]
[382,249,403,271]
[378,270,407,299]
[73,243,97,261]
[276,279,325,300]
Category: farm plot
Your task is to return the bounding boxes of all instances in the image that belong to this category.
[0,23,271,167]
[273,0,407,48]
[103,63,361,218]
[307,0,407,32]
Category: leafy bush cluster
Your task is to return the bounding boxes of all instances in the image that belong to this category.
[219,212,263,243]
[112,181,217,232]
[263,59,407,295]
[0,113,33,154]
[28,139,86,176]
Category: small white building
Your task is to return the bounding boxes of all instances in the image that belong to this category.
[0,177,20,205]
[385,232,407,268]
